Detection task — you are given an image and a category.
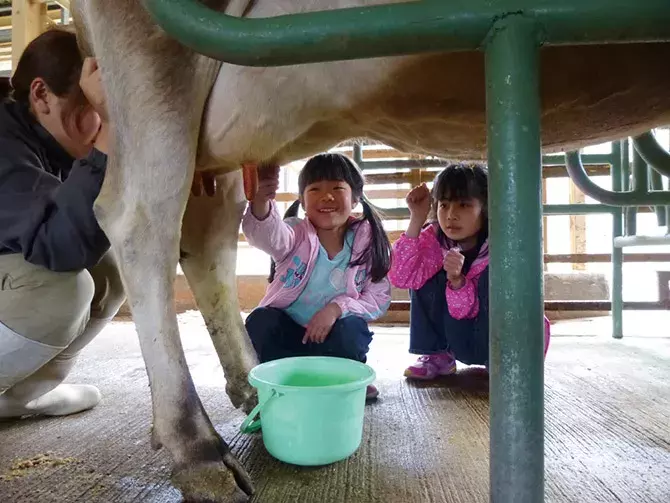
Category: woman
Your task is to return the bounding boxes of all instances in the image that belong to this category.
[0,28,125,418]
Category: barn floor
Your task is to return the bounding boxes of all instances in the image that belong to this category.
[0,311,669,503]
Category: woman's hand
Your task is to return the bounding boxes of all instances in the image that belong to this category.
[79,58,108,123]
[79,58,110,154]
[251,164,280,219]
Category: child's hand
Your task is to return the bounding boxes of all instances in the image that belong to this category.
[303,303,342,344]
[405,183,432,238]
[251,164,280,219]
[406,183,431,222]
[443,248,465,289]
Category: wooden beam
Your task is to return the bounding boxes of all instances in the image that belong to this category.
[544,253,670,263]
[0,9,60,31]
[11,0,48,71]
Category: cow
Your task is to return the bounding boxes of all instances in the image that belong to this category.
[69,0,670,500]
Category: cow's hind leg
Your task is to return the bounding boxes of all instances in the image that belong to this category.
[74,2,252,501]
[180,171,258,413]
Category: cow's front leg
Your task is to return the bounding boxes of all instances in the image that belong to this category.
[74,1,252,499]
[95,131,253,503]
[180,170,258,414]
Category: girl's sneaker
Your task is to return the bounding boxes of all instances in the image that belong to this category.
[404,353,457,380]
[366,384,379,400]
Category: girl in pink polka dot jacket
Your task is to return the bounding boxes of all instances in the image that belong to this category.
[389,163,550,379]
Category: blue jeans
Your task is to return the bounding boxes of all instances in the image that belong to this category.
[409,269,489,366]
[245,307,373,363]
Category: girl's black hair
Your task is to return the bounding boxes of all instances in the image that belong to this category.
[430,162,489,246]
[269,153,391,284]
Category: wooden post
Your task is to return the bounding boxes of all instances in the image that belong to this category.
[569,180,587,270]
[11,0,49,71]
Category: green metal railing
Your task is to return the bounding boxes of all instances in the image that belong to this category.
[634,131,670,178]
[357,141,640,340]
[143,0,670,65]
[141,1,670,502]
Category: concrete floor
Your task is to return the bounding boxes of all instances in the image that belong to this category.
[0,311,669,503]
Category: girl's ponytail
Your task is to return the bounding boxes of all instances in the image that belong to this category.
[268,199,302,283]
[351,196,391,283]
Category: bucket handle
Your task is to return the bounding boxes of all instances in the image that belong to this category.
[239,389,278,434]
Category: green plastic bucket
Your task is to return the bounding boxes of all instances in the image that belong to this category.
[240,356,375,466]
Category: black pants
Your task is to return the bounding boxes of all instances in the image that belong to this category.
[245,307,373,364]
[409,269,489,365]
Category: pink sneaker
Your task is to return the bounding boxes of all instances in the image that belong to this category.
[404,353,457,380]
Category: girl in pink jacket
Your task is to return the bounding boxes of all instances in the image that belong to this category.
[389,163,550,379]
[242,153,392,399]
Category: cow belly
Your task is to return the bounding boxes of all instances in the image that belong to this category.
[198,42,670,170]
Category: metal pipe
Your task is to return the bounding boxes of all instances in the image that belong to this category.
[613,235,670,247]
[387,300,670,311]
[632,131,670,178]
[611,141,624,339]
[632,148,648,195]
[621,138,634,235]
[485,17,544,503]
[356,158,450,170]
[564,151,670,206]
[542,153,613,166]
[649,167,667,226]
[544,300,669,311]
[142,0,670,66]
[543,204,616,215]
[369,203,617,220]
[352,143,363,165]
[626,149,649,235]
[621,138,631,192]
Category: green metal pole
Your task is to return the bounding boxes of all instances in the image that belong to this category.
[649,169,667,226]
[353,143,363,166]
[627,149,648,235]
[633,149,649,195]
[621,139,631,192]
[621,139,632,235]
[142,0,670,66]
[565,152,670,206]
[485,16,544,503]
[612,141,624,339]
[633,131,670,178]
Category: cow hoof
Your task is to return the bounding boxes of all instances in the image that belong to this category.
[240,392,258,415]
[225,381,257,414]
[172,452,253,503]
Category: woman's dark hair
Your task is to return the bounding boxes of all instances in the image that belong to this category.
[10,28,83,104]
[269,153,391,284]
[430,162,489,245]
[0,77,10,101]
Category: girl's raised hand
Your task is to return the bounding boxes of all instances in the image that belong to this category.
[406,183,431,222]
[251,164,280,219]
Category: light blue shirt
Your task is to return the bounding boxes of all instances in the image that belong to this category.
[285,231,354,326]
